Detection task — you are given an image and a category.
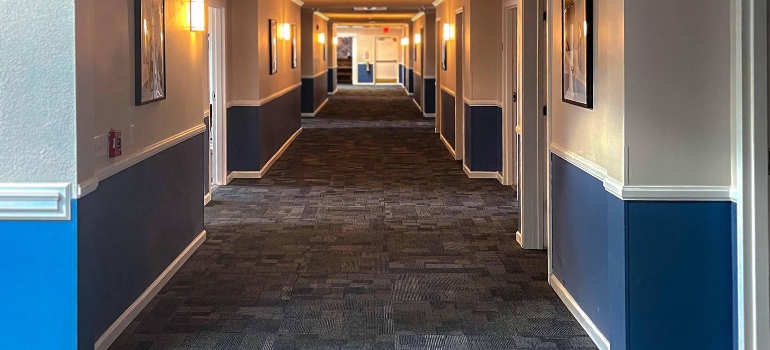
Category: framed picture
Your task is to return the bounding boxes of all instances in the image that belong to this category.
[134,0,166,105]
[562,0,593,108]
[441,40,448,71]
[269,19,278,75]
[291,24,298,69]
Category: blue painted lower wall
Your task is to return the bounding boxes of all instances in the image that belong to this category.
[552,153,736,350]
[328,67,337,93]
[440,89,455,150]
[408,69,414,94]
[78,133,205,348]
[0,210,78,350]
[464,104,502,172]
[228,86,302,171]
[301,72,328,115]
[357,63,374,84]
[423,78,436,115]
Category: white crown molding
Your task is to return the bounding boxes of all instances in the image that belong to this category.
[411,11,425,22]
[290,0,304,6]
[227,83,302,108]
[78,125,206,199]
[551,143,738,202]
[0,183,71,221]
[314,11,330,21]
[551,275,610,350]
[432,0,446,6]
[95,230,207,350]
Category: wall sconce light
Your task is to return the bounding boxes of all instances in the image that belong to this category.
[443,23,454,41]
[401,37,409,46]
[414,33,422,44]
[332,37,339,45]
[190,0,205,32]
[280,23,291,40]
[318,32,326,44]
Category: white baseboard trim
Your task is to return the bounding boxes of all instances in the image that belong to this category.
[413,99,422,111]
[440,134,456,159]
[550,275,610,350]
[226,172,235,185]
[0,183,72,221]
[463,164,502,180]
[328,87,339,95]
[354,82,376,86]
[230,128,302,180]
[204,193,211,206]
[302,99,329,118]
[79,124,207,199]
[550,142,738,202]
[423,113,436,118]
[95,230,207,350]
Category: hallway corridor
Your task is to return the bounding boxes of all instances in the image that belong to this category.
[111,86,595,350]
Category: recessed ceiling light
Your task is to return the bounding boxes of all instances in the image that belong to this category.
[354,7,387,12]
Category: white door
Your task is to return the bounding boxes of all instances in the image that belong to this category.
[375,37,399,83]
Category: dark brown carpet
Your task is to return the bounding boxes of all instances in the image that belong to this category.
[110,85,596,350]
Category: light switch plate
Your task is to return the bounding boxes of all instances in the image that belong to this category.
[94,134,108,159]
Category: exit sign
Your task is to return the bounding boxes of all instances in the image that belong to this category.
[383,27,390,34]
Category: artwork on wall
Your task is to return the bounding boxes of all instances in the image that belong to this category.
[441,40,448,71]
[134,0,166,105]
[269,19,278,75]
[562,0,593,108]
[291,24,298,69]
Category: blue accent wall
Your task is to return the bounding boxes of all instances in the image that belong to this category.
[228,86,301,171]
[357,63,374,84]
[408,69,415,94]
[399,64,404,85]
[464,104,502,172]
[626,201,733,349]
[552,153,737,349]
[551,154,611,336]
[423,78,436,114]
[0,209,78,350]
[328,68,337,93]
[78,133,205,347]
[301,73,328,115]
[440,89,455,150]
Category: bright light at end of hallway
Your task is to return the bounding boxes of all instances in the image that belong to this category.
[190,0,205,32]
[332,37,339,45]
[401,37,409,46]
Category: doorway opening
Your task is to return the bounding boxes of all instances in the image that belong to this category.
[503,3,521,236]
[336,36,353,85]
[207,5,226,202]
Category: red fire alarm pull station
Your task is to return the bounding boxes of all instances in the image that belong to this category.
[109,129,122,158]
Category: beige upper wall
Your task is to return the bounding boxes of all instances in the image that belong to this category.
[258,0,302,99]
[328,22,338,67]
[412,12,436,77]
[301,11,328,76]
[337,27,405,64]
[550,0,625,181]
[228,0,260,102]
[78,0,208,179]
[623,0,732,187]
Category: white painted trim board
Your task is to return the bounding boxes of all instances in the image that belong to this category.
[0,183,72,221]
[95,230,207,350]
[230,128,303,180]
[550,275,610,350]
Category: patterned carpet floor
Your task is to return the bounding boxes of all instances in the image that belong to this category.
[111,85,596,350]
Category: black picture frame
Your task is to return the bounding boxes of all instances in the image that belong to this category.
[291,24,298,69]
[441,40,448,71]
[134,0,167,106]
[561,0,593,109]
[269,19,278,75]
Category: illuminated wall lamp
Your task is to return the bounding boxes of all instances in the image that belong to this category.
[414,33,422,44]
[318,32,326,44]
[190,0,205,32]
[401,37,409,46]
[280,23,292,40]
[332,37,339,45]
[443,23,454,41]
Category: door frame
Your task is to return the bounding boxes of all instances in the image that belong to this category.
[502,0,519,187]
[208,4,227,192]
[436,17,442,134]
[739,0,770,348]
[455,8,465,162]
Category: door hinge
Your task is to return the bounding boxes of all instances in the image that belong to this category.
[543,105,548,116]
